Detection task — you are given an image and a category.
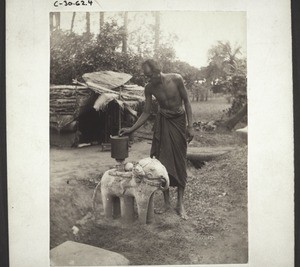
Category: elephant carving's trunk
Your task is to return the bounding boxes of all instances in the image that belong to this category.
[142,175,169,190]
[160,175,169,191]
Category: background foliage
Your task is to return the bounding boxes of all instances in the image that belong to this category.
[50,14,247,117]
[50,28,200,87]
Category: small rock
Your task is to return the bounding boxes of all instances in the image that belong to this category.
[218,192,227,197]
[72,226,79,236]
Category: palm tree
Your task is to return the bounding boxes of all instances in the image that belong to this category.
[206,42,247,130]
[208,41,242,77]
[70,12,76,33]
[86,12,91,34]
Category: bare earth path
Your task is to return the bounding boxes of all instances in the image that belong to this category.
[50,140,247,265]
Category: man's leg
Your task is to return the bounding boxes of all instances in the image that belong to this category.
[155,189,171,214]
[176,185,188,219]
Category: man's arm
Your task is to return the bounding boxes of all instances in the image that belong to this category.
[177,75,193,127]
[176,75,194,142]
[119,85,152,136]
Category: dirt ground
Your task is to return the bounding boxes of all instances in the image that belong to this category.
[50,97,248,265]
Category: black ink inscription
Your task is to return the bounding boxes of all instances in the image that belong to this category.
[54,0,93,7]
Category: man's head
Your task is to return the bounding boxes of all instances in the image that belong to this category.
[142,59,161,78]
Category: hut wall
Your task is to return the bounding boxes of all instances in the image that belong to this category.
[50,85,139,147]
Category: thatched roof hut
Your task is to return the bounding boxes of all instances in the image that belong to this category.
[50,71,145,147]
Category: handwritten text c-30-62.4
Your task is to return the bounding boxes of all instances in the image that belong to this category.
[54,0,93,7]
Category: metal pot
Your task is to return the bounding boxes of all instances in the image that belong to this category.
[110,135,129,161]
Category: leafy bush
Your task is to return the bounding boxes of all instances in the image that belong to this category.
[50,22,201,89]
[50,22,146,85]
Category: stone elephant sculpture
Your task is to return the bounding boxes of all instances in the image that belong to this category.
[93,157,169,224]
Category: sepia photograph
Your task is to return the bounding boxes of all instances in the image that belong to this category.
[6,0,294,266]
[49,11,248,265]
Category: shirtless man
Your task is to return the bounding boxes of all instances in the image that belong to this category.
[119,59,194,219]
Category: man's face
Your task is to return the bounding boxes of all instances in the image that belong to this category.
[142,64,153,78]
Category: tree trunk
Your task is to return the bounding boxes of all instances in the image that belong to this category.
[137,34,142,56]
[154,11,160,55]
[86,12,91,34]
[219,104,247,131]
[99,12,104,32]
[205,88,208,101]
[70,12,76,33]
[54,12,60,30]
[122,12,128,53]
[50,13,54,32]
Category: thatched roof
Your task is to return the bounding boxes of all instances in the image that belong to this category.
[82,71,132,90]
[81,71,144,101]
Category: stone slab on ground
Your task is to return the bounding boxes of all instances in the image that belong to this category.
[187,146,236,162]
[50,241,130,266]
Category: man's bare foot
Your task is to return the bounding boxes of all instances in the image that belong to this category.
[175,206,189,220]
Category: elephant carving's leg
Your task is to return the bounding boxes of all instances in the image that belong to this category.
[102,193,113,219]
[112,197,121,219]
[120,196,135,223]
[136,192,154,224]
[147,192,155,223]
[136,199,149,224]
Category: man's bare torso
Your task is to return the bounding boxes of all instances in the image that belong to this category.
[146,73,183,111]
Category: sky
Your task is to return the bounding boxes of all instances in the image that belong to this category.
[59,11,246,68]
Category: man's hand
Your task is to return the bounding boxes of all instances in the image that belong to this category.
[119,128,132,136]
[186,126,194,143]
